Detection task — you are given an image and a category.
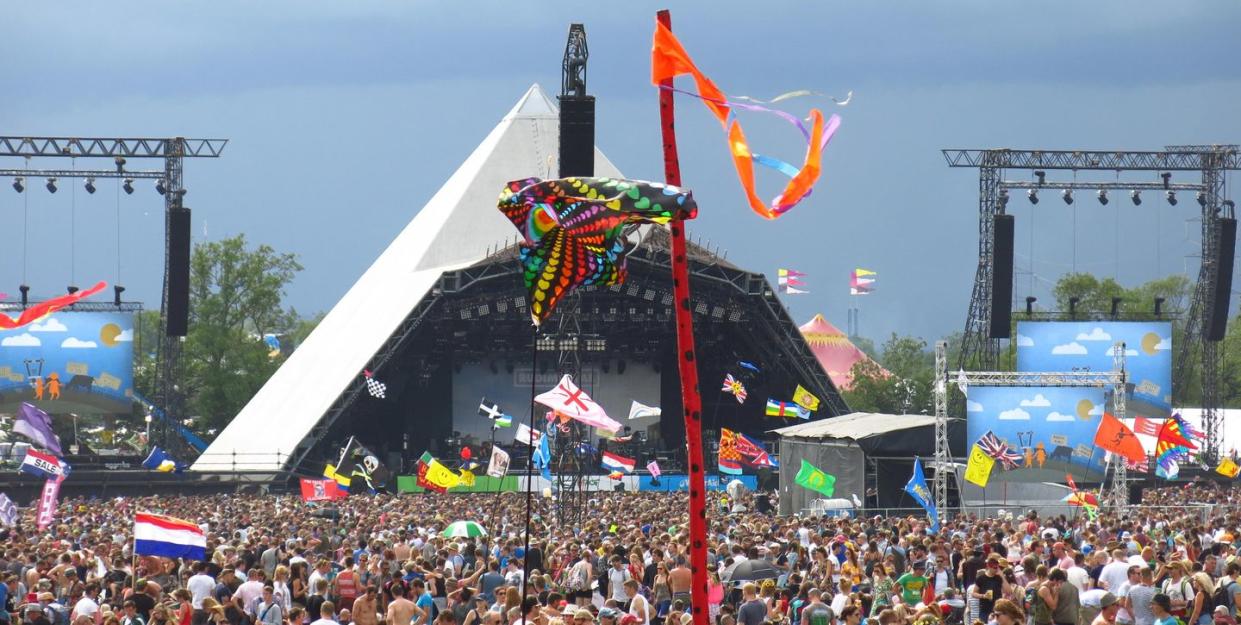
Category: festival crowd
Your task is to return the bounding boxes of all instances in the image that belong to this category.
[1,482,1240,625]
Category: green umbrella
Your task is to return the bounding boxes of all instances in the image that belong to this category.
[442,521,487,538]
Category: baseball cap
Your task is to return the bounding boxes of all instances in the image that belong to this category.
[599,608,621,620]
[1099,593,1118,609]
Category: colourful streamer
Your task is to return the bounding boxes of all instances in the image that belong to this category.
[651,22,841,219]
[0,281,107,330]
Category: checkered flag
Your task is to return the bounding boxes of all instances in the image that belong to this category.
[363,369,386,399]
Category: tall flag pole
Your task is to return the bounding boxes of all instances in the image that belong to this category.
[848,268,876,336]
[657,11,709,625]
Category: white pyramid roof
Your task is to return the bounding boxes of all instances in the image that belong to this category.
[194,84,623,471]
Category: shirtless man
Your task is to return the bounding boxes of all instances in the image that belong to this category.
[352,587,380,625]
[387,583,421,625]
[670,557,692,607]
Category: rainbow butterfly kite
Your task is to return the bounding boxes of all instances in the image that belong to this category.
[498,176,696,326]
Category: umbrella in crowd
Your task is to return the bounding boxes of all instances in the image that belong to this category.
[441,520,487,538]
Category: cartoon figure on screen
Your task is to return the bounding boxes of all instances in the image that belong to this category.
[1035,442,1046,468]
[1023,447,1034,468]
[33,377,45,401]
[47,372,61,400]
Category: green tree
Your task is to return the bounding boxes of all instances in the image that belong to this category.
[181,235,303,432]
[842,333,934,415]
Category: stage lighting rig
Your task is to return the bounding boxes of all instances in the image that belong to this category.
[1025,296,1037,315]
[1027,189,1039,204]
[1198,191,1207,207]
[122,178,134,194]
[1130,190,1141,205]
[11,177,23,193]
[1097,189,1109,205]
[997,188,1009,208]
[1166,190,1178,206]
[1061,189,1073,205]
[113,285,125,306]
[84,177,96,194]
[45,177,57,193]
[155,178,167,195]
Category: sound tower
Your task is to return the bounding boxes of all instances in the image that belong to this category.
[166,207,191,336]
[1208,217,1237,341]
[990,213,1015,339]
[558,96,595,177]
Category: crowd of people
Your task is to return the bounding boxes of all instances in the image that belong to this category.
[1,481,1240,625]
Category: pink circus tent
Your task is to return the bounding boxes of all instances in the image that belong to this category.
[799,313,889,391]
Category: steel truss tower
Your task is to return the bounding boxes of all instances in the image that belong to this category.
[0,137,226,455]
[944,146,1239,462]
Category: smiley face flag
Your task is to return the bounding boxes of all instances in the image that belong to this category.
[794,459,836,497]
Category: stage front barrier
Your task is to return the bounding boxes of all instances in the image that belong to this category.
[803,504,1215,524]
[393,473,757,493]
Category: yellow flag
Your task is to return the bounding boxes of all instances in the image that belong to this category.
[1217,458,1241,478]
[424,458,462,490]
[964,444,996,488]
[458,468,476,487]
[792,385,821,412]
[324,464,351,488]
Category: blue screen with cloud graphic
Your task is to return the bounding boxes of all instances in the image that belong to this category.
[0,311,135,414]
[967,385,1108,482]
[1016,321,1172,420]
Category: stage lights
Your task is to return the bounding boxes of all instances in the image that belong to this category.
[45,177,57,194]
[113,285,125,306]
[1034,170,1046,186]
[1027,189,1039,204]
[1154,297,1165,317]
[1161,172,1172,189]
[1197,191,1207,207]
[997,188,1009,207]
[1097,189,1109,206]
[11,177,23,193]
[123,178,134,195]
[1131,190,1142,206]
[1069,297,1080,318]
[1166,190,1178,206]
[1110,297,1122,318]
[155,179,167,195]
[1062,189,1074,205]
[1025,296,1037,316]
[84,178,97,194]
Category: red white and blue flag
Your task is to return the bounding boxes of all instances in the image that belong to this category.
[601,451,635,473]
[976,430,1023,471]
[20,449,71,480]
[134,513,206,560]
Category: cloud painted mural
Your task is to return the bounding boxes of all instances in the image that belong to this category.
[967,385,1108,482]
[1016,321,1172,421]
[0,312,135,414]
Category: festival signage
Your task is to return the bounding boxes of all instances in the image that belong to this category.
[1016,321,1172,420]
[0,311,135,414]
[967,385,1108,482]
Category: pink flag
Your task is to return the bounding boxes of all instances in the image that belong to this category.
[1133,417,1161,437]
[535,375,622,434]
[647,460,662,479]
[36,477,63,530]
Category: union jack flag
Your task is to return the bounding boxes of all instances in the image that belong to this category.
[721,374,747,404]
[977,430,1023,470]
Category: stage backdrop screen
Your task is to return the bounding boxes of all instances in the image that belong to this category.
[967,385,1108,482]
[0,311,135,414]
[1016,321,1172,420]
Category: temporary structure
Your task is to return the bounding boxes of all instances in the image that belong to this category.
[798,314,889,391]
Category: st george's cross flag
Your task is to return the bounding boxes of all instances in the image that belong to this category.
[535,374,621,433]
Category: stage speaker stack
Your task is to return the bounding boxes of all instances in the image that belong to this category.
[1208,217,1237,341]
[558,95,595,178]
[166,207,192,337]
[990,213,1016,339]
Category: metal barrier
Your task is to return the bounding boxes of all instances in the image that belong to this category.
[799,504,1218,523]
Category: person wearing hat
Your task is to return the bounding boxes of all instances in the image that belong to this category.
[571,609,595,625]
[26,602,52,625]
[1151,594,1177,625]
[599,607,622,625]
[896,561,930,608]
[1091,593,1121,625]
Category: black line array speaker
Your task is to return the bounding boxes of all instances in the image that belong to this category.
[1208,217,1237,341]
[166,207,191,337]
[558,95,595,178]
[990,213,1015,339]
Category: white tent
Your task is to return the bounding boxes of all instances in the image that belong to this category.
[192,84,623,472]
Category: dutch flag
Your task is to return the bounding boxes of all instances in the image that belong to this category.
[601,451,635,473]
[133,513,206,561]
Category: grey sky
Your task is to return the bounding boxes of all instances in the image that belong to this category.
[4,1,1240,346]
